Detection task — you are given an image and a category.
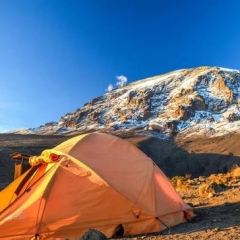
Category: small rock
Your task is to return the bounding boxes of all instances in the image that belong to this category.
[80,229,108,240]
[199,176,206,182]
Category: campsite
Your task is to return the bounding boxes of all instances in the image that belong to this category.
[2,1,240,239]
[0,133,193,239]
[1,132,240,239]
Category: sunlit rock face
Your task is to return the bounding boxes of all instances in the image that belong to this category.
[12,66,240,139]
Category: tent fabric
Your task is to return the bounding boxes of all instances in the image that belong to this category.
[0,133,193,239]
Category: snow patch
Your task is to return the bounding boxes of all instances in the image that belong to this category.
[219,67,240,72]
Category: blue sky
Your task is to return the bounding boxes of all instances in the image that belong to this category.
[1,0,240,132]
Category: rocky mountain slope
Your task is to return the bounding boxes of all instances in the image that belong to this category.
[6,65,240,180]
[13,66,240,139]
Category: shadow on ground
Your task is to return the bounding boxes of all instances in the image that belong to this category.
[161,201,240,235]
[125,135,240,178]
[111,202,240,239]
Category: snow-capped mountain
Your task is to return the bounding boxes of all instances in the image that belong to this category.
[13,66,240,139]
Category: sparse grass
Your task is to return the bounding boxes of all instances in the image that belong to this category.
[209,174,227,185]
[230,165,240,179]
[171,174,192,191]
[170,165,240,199]
[198,183,215,198]
[197,169,239,198]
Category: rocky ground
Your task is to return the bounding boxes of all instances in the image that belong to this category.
[113,132,240,239]
[1,132,240,239]
[113,168,240,240]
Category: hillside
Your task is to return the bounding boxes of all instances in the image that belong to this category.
[11,66,240,140]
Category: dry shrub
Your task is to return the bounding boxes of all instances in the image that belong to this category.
[184,174,192,181]
[178,179,192,191]
[198,183,215,197]
[198,181,226,198]
[209,174,218,182]
[221,172,232,183]
[209,174,224,185]
[171,174,192,191]
[170,176,179,188]
[209,172,232,185]
[231,166,240,179]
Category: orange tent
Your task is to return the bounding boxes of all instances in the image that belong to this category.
[0,133,193,239]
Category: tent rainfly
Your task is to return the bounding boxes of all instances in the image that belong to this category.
[0,133,194,239]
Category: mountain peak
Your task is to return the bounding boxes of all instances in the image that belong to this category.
[13,66,240,139]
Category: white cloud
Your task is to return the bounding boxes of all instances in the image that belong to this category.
[105,75,128,92]
[116,75,127,88]
[107,84,114,92]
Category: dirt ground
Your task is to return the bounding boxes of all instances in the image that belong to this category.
[112,169,240,240]
[117,132,240,239]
